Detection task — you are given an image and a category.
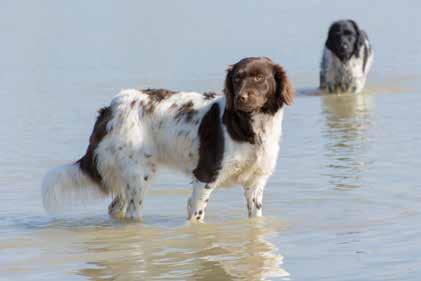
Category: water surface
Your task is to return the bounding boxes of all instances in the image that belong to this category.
[1,1,420,280]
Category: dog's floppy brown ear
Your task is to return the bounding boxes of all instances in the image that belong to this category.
[274,64,294,106]
[224,65,235,111]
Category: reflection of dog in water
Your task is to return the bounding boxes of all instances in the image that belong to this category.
[321,93,373,189]
[77,221,289,280]
[41,57,294,222]
[320,19,373,94]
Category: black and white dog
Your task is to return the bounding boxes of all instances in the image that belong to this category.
[320,19,373,93]
[42,57,294,222]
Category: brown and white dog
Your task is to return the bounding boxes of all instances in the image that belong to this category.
[42,57,294,222]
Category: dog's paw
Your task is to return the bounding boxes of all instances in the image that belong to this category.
[187,209,205,223]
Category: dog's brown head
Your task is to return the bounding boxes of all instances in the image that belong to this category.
[224,57,294,114]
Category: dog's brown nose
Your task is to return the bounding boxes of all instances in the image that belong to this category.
[238,92,249,103]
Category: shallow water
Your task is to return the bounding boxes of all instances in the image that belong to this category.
[1,1,421,280]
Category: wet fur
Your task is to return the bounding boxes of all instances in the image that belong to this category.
[41,57,294,222]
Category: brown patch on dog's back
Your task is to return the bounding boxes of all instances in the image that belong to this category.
[193,103,225,183]
[203,92,217,100]
[140,89,176,114]
[143,99,155,115]
[77,107,113,193]
[143,88,175,102]
[175,100,197,122]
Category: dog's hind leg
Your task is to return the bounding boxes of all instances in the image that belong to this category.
[125,160,157,220]
[187,180,215,223]
[108,193,126,218]
[108,156,157,220]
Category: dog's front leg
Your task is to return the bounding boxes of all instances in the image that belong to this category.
[187,180,215,223]
[243,176,269,218]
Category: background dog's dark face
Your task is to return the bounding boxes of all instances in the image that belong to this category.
[326,20,360,61]
[224,57,293,114]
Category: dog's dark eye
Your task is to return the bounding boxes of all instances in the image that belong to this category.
[343,30,352,36]
[233,76,241,84]
[254,75,265,82]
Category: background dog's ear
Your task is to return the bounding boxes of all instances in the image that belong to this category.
[348,19,364,58]
[224,65,235,111]
[274,64,294,106]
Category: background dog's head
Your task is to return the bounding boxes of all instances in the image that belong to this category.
[224,57,293,114]
[325,19,364,62]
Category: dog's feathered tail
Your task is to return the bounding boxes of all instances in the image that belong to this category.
[41,162,107,213]
[42,106,113,213]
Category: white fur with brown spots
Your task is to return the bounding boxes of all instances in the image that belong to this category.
[41,57,293,222]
